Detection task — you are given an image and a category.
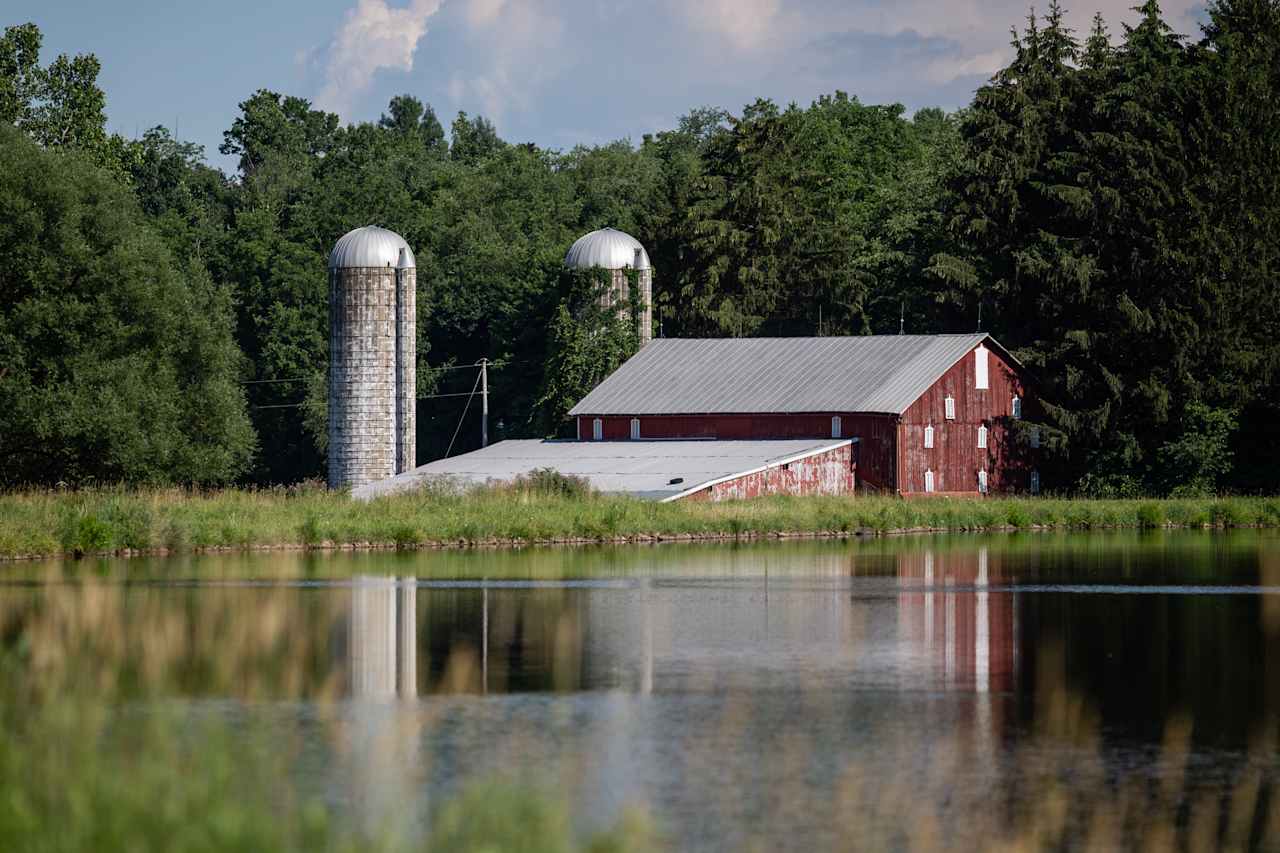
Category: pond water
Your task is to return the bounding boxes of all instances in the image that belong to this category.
[5,531,1279,849]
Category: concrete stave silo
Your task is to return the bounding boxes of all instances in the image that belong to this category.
[328,226,416,490]
[564,227,654,346]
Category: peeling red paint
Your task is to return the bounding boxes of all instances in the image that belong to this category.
[679,444,855,502]
[898,346,1034,496]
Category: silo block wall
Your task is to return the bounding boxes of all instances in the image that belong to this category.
[394,268,416,475]
[329,267,397,489]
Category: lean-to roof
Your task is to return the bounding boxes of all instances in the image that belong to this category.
[352,439,849,502]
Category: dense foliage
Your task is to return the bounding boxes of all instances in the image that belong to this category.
[1,1,1278,493]
[0,125,254,485]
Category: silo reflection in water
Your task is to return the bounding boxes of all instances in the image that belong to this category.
[349,576,417,699]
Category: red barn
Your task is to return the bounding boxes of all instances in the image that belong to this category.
[569,334,1038,497]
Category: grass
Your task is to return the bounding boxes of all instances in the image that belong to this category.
[2,485,1280,560]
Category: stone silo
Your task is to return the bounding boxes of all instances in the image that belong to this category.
[564,227,654,346]
[328,226,416,490]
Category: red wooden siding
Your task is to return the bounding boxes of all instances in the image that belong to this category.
[575,342,1037,497]
[898,345,1032,496]
[577,413,898,491]
[679,444,856,502]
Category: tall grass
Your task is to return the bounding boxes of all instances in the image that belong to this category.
[0,577,657,852]
[2,486,1280,559]
[0,573,1273,850]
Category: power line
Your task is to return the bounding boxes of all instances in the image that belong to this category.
[239,361,514,386]
[443,369,483,459]
[241,377,309,385]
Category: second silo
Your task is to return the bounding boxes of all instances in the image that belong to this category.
[328,225,416,490]
[564,227,653,345]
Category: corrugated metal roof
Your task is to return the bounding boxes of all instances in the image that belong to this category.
[329,225,416,269]
[568,334,992,417]
[564,227,651,271]
[352,439,848,502]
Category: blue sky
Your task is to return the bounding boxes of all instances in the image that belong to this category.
[10,0,1209,174]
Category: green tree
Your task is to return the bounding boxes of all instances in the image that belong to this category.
[533,271,640,435]
[931,2,1264,492]
[678,93,921,337]
[0,23,41,127]
[449,111,504,165]
[1157,403,1238,496]
[1,22,125,171]
[379,93,447,155]
[0,125,255,485]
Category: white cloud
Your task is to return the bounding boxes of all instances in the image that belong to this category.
[448,0,565,121]
[466,0,509,28]
[317,0,444,115]
[675,0,782,50]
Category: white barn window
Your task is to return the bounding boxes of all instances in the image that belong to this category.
[630,418,641,440]
[1031,470,1041,495]
[592,418,603,441]
[977,424,988,449]
[975,345,989,390]
[1030,426,1041,449]
[1011,396,1022,419]
[924,469,935,493]
[944,396,956,420]
[978,469,989,494]
[924,424,934,449]
[831,416,842,439]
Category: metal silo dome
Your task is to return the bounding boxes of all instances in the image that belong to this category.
[564,227,651,271]
[329,225,416,269]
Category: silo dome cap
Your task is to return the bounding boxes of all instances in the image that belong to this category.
[329,225,416,269]
[564,227,651,271]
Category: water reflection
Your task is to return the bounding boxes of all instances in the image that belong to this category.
[348,577,416,699]
[896,547,1016,693]
[3,532,1278,849]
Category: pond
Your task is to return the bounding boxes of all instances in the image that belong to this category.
[4,531,1278,849]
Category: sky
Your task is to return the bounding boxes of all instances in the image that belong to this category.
[10,0,1211,174]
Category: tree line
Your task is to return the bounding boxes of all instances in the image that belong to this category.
[1,0,1278,495]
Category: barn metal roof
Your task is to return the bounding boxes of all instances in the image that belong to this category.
[352,439,849,502]
[329,225,416,269]
[564,227,652,271]
[569,334,993,417]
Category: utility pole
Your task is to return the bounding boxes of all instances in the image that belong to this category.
[478,358,489,447]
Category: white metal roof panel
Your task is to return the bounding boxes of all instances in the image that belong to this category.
[564,227,651,271]
[352,439,849,502]
[329,225,416,269]
[568,334,991,417]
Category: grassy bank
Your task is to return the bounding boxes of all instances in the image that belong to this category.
[3,487,1280,561]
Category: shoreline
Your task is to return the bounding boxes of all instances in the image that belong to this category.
[2,519,1274,563]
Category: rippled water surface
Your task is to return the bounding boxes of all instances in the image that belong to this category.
[7,531,1280,849]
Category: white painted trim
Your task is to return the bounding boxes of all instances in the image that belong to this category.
[661,440,853,502]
